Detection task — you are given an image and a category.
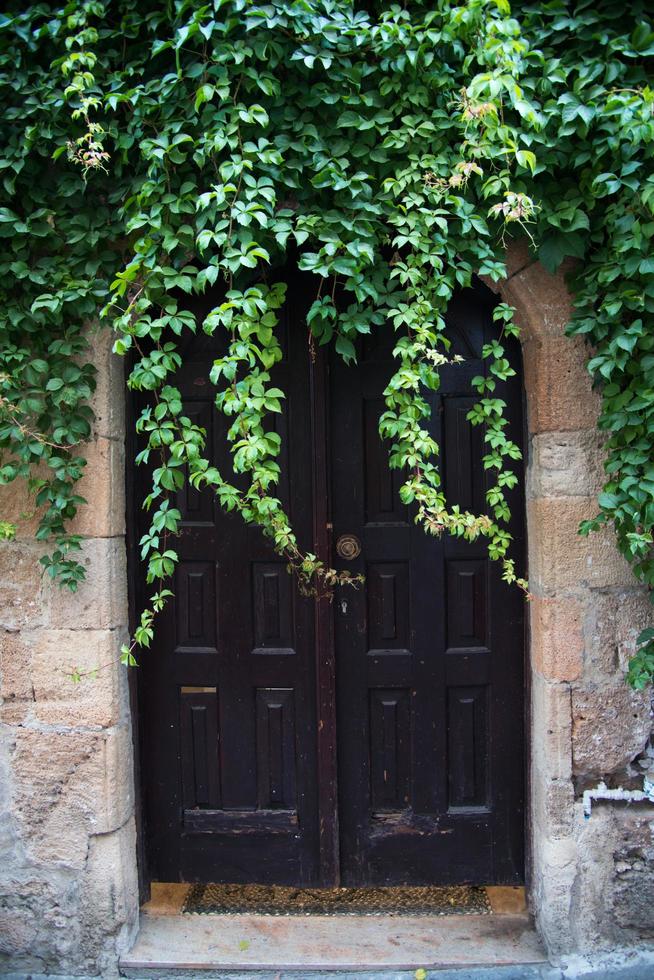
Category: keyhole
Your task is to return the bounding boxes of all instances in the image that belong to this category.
[341,599,348,615]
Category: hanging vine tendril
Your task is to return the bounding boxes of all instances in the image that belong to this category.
[1,1,653,684]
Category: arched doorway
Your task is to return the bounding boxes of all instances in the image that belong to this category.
[132,276,526,889]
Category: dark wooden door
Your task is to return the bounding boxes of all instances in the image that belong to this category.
[137,292,322,885]
[330,286,525,885]
[135,280,525,887]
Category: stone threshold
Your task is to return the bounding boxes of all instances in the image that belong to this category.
[120,885,546,976]
[120,968,555,980]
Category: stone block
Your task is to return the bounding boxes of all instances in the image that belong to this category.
[505,238,534,279]
[527,431,606,500]
[532,774,575,840]
[531,596,583,682]
[68,436,125,538]
[86,324,126,442]
[30,629,122,728]
[531,672,573,783]
[583,588,653,678]
[92,721,134,835]
[11,725,133,869]
[611,809,654,935]
[481,240,535,295]
[0,630,34,702]
[570,806,618,950]
[0,907,38,956]
[536,834,579,872]
[81,818,139,952]
[0,701,32,725]
[528,497,635,593]
[0,478,43,539]
[522,335,600,434]
[0,330,124,544]
[546,779,576,838]
[0,732,14,818]
[0,541,47,631]
[530,834,578,956]
[0,873,85,975]
[0,629,35,725]
[46,537,128,631]
[0,808,20,868]
[572,686,652,779]
[503,257,576,342]
[11,729,100,870]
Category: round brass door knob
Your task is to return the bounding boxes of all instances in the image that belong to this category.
[336,534,361,560]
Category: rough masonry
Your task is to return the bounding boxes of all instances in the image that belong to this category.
[500,246,654,955]
[0,329,138,976]
[0,247,653,975]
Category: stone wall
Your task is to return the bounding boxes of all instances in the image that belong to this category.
[499,249,654,956]
[0,329,138,976]
[0,256,653,976]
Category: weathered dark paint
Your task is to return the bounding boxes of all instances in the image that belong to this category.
[330,287,525,885]
[134,276,525,886]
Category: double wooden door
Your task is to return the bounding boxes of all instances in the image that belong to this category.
[136,280,525,888]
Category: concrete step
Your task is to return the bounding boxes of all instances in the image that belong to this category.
[120,968,557,980]
[120,910,547,976]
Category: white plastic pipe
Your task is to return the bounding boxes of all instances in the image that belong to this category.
[582,777,654,819]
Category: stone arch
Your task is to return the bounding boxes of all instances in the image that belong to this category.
[0,251,653,974]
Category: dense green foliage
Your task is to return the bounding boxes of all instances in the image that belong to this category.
[0,1,653,681]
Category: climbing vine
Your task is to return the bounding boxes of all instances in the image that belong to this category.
[0,1,653,682]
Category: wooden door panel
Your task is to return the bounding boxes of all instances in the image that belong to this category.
[446,559,488,651]
[369,688,412,810]
[443,395,486,514]
[331,285,525,886]
[137,294,320,885]
[363,397,407,524]
[180,687,221,810]
[175,561,219,653]
[255,687,297,809]
[446,683,489,810]
[176,400,215,524]
[252,563,295,655]
[367,562,411,653]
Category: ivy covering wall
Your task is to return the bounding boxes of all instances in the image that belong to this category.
[0,1,653,682]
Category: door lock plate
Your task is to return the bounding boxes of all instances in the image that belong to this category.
[336,534,361,560]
